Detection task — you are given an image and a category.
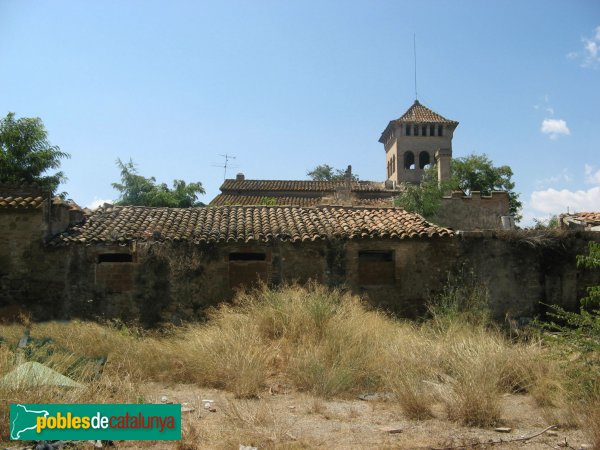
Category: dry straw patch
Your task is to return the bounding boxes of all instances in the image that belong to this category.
[0,282,580,441]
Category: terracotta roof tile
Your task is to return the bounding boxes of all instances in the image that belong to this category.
[0,196,45,210]
[220,179,387,192]
[395,100,458,124]
[210,194,321,207]
[573,212,600,225]
[52,205,454,245]
[561,212,600,228]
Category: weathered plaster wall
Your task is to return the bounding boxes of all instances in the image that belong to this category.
[434,191,510,230]
[1,215,599,326]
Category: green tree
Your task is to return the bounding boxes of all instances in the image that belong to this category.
[535,242,600,403]
[451,154,522,221]
[531,215,559,230]
[578,242,600,309]
[112,159,205,207]
[394,166,448,218]
[307,164,359,182]
[0,112,70,194]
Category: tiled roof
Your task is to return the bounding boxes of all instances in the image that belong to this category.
[211,194,322,207]
[52,205,454,245]
[0,196,45,210]
[210,194,395,207]
[220,179,387,193]
[395,100,458,124]
[561,212,600,229]
[572,212,600,225]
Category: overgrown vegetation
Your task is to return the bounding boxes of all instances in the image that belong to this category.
[394,153,523,221]
[394,166,450,219]
[535,241,600,446]
[306,164,358,182]
[1,276,598,445]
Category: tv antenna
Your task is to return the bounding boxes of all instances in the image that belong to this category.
[211,153,238,180]
[413,33,418,101]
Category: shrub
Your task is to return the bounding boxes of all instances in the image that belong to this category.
[426,267,491,328]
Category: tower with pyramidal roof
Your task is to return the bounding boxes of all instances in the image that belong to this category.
[379,100,458,186]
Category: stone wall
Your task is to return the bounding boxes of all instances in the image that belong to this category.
[0,208,47,317]
[433,191,511,230]
[1,210,598,326]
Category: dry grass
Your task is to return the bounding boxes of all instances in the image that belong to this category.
[202,398,296,449]
[0,282,590,443]
[584,397,600,450]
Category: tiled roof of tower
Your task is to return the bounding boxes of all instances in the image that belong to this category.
[0,196,45,209]
[51,205,454,245]
[219,179,388,192]
[395,100,458,124]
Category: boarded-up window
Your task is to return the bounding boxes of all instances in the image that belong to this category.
[98,253,132,263]
[229,252,268,289]
[358,251,395,286]
[96,253,134,292]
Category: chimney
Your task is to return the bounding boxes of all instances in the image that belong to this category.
[345,165,353,188]
[236,173,245,181]
[435,149,452,186]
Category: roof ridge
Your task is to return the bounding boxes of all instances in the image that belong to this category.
[396,100,457,124]
[52,204,454,246]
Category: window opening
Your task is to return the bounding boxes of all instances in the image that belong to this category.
[229,253,266,261]
[98,253,133,263]
[358,251,395,285]
[419,152,431,169]
[404,152,415,170]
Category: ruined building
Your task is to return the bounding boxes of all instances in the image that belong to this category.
[210,100,511,230]
[2,102,596,325]
[1,183,598,325]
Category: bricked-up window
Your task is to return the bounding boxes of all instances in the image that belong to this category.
[98,253,133,263]
[229,252,268,289]
[358,251,395,286]
[96,253,134,292]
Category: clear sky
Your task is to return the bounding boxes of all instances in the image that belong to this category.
[1,0,599,224]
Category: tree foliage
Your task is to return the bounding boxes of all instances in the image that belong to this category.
[394,154,522,222]
[394,166,448,219]
[540,242,600,388]
[578,242,600,309]
[307,164,359,182]
[112,159,205,207]
[0,112,70,194]
[451,154,522,220]
[531,215,559,230]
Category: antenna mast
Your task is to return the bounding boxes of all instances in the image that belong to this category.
[413,33,418,101]
[212,153,237,180]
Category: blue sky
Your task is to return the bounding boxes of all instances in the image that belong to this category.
[1,0,599,224]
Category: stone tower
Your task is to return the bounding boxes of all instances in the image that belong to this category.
[379,100,458,185]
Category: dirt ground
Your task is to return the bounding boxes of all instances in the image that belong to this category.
[111,382,591,450]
